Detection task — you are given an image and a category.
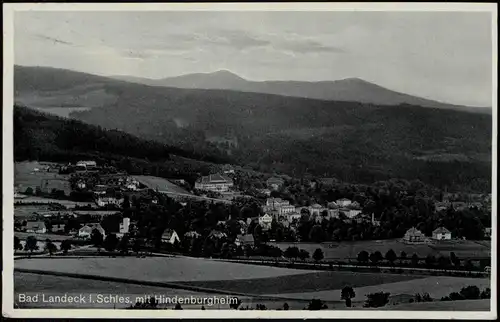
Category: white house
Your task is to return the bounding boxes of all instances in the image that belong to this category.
[78,223,106,239]
[161,229,181,244]
[336,198,352,207]
[402,227,428,244]
[194,174,234,192]
[432,227,452,240]
[258,214,274,230]
[309,203,326,216]
[25,221,47,234]
[119,217,130,235]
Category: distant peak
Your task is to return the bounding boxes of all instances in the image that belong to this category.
[210,70,245,80]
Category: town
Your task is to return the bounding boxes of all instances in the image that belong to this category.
[14,158,492,310]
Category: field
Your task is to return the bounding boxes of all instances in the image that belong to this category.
[176,271,424,295]
[384,299,491,311]
[15,232,73,241]
[134,175,190,194]
[269,239,491,260]
[15,161,71,195]
[33,107,92,118]
[14,205,54,218]
[15,196,96,208]
[14,257,313,282]
[269,276,491,302]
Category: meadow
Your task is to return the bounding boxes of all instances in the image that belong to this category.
[269,239,490,260]
[14,256,312,283]
[15,161,71,195]
[134,175,190,194]
[269,276,491,302]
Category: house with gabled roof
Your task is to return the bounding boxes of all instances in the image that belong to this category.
[161,229,181,244]
[402,227,428,244]
[25,221,47,234]
[432,227,452,240]
[78,223,106,239]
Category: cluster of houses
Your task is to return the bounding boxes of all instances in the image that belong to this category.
[255,197,369,231]
[402,226,454,244]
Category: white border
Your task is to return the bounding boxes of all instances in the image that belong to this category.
[2,2,497,319]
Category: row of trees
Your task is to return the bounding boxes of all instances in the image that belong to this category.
[14,236,72,256]
[441,285,490,301]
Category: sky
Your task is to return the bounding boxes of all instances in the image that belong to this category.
[14,10,494,107]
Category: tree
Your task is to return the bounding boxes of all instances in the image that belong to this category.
[132,238,144,256]
[283,302,289,310]
[306,298,328,310]
[298,249,310,261]
[61,239,72,254]
[370,251,383,265]
[460,285,480,300]
[364,292,390,308]
[400,251,407,263]
[425,254,436,267]
[14,236,22,251]
[90,229,104,251]
[118,235,130,254]
[25,236,38,256]
[437,256,451,269]
[174,303,183,310]
[341,286,356,307]
[24,187,34,195]
[411,253,419,266]
[385,249,397,265]
[480,288,491,299]
[313,248,324,263]
[284,246,299,261]
[45,239,57,256]
[309,225,325,243]
[357,250,369,264]
[104,234,119,252]
[448,292,464,301]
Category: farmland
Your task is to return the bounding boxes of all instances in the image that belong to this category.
[176,271,424,295]
[15,161,71,195]
[269,276,491,302]
[269,239,491,260]
[15,232,74,241]
[385,299,491,311]
[14,257,313,282]
[134,175,190,194]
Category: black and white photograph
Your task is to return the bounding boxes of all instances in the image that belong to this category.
[2,2,497,319]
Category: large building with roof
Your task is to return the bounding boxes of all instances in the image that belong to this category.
[194,174,234,192]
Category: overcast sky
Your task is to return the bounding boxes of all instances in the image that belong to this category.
[14,11,493,107]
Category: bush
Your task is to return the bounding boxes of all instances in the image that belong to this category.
[364,292,390,308]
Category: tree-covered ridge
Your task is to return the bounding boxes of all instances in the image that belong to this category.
[14,105,228,164]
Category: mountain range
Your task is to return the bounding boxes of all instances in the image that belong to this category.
[112,70,491,114]
[14,65,493,192]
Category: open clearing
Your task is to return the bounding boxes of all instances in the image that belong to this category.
[176,271,424,295]
[15,232,74,241]
[134,175,190,194]
[14,256,314,282]
[269,239,490,260]
[386,299,490,311]
[15,161,71,194]
[268,276,491,302]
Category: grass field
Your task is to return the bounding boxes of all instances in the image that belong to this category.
[14,205,53,218]
[134,175,190,194]
[15,161,71,194]
[269,276,491,302]
[14,257,313,282]
[15,196,95,208]
[385,299,491,311]
[15,232,73,241]
[269,239,490,260]
[176,270,424,294]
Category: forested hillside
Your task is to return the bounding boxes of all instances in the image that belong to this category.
[15,66,493,192]
[14,105,226,183]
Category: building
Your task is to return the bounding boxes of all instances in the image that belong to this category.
[336,198,352,207]
[327,208,340,219]
[434,201,450,212]
[25,221,47,234]
[194,174,234,192]
[484,227,492,238]
[286,212,302,222]
[51,223,66,233]
[258,189,272,196]
[432,227,452,240]
[266,177,284,190]
[75,160,97,171]
[119,217,130,235]
[208,230,227,240]
[235,234,255,247]
[402,227,427,244]
[161,229,181,244]
[309,204,326,216]
[266,197,289,208]
[78,223,106,239]
[452,202,467,211]
[184,231,201,239]
[222,164,235,174]
[340,208,362,219]
[258,214,274,230]
[95,196,124,208]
